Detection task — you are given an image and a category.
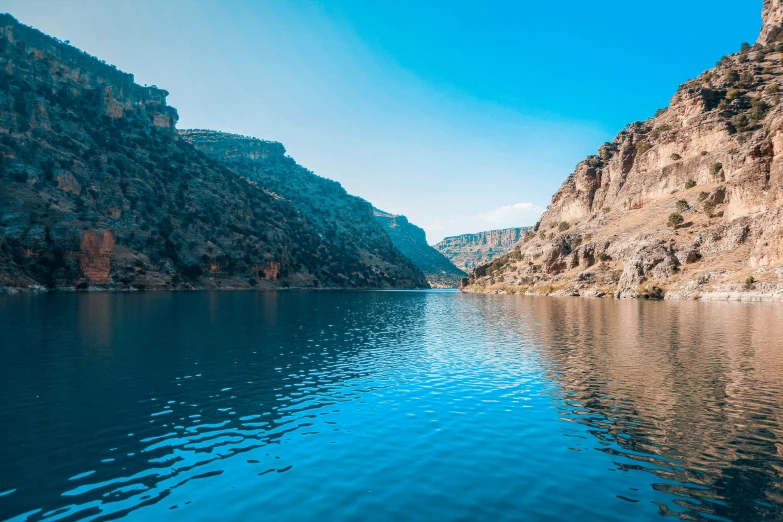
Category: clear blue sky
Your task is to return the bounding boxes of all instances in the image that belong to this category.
[1,0,762,243]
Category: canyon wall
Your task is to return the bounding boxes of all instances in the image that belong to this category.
[435,227,531,272]
[0,15,427,291]
[463,1,783,301]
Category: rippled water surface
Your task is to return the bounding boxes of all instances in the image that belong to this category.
[2,291,783,521]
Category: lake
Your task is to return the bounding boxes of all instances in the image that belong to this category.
[1,291,783,521]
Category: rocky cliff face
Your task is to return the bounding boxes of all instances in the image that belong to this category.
[372,209,466,288]
[0,14,427,291]
[435,227,531,272]
[463,1,783,301]
[179,130,429,289]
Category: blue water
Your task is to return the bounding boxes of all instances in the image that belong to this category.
[1,291,783,521]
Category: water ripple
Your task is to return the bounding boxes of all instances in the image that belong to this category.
[0,292,782,521]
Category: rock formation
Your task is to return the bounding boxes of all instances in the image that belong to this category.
[0,14,428,292]
[372,209,466,288]
[435,227,531,272]
[179,130,429,289]
[462,1,783,301]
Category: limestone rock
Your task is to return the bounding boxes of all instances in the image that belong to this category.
[462,1,783,301]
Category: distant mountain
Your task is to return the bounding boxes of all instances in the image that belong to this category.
[0,14,427,291]
[434,227,531,272]
[372,209,466,288]
[462,0,783,300]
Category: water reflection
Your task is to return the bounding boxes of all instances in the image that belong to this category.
[525,298,783,520]
[0,293,782,521]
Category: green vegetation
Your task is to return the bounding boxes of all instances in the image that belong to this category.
[670,153,681,161]
[650,125,673,139]
[710,163,723,178]
[676,200,690,212]
[667,213,684,229]
[745,276,756,290]
[703,201,717,216]
[558,221,570,232]
[685,179,697,189]
[698,191,709,202]
[636,141,652,155]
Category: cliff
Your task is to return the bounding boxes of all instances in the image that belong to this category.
[372,209,466,288]
[435,227,531,272]
[0,14,427,291]
[179,130,429,289]
[462,1,783,301]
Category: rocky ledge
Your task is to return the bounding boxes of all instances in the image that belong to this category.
[462,1,783,302]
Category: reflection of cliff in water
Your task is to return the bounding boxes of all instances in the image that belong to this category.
[529,298,783,520]
[0,291,431,521]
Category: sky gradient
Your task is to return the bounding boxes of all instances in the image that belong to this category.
[0,0,763,242]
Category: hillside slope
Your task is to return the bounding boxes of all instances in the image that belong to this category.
[179,130,429,289]
[0,14,428,291]
[463,1,783,301]
[372,209,466,288]
[435,227,531,272]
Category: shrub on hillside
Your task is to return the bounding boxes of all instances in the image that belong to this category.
[667,213,684,229]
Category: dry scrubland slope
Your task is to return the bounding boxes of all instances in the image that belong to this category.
[0,14,428,292]
[463,0,783,302]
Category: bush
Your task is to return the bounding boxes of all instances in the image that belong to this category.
[636,141,652,155]
[697,191,709,202]
[745,276,756,290]
[741,42,751,53]
[768,83,780,94]
[749,97,771,122]
[685,179,697,189]
[667,212,684,229]
[710,163,723,178]
[650,125,673,139]
[558,221,570,232]
[676,200,690,212]
[670,153,682,161]
[731,113,749,131]
[703,201,717,216]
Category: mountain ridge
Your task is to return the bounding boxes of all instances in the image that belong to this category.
[372,208,466,288]
[435,227,531,273]
[462,0,783,301]
[0,14,428,292]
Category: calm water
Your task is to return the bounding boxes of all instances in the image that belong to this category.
[1,291,783,521]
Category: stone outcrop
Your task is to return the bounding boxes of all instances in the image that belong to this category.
[434,227,531,272]
[0,15,428,292]
[78,230,114,283]
[463,1,783,301]
[760,0,783,44]
[372,209,466,288]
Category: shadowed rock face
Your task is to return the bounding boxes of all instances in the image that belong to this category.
[179,130,429,290]
[0,15,427,292]
[435,227,531,272]
[372,209,466,288]
[463,1,783,301]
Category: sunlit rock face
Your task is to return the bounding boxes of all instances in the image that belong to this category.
[463,1,783,301]
[760,0,783,44]
[434,228,531,273]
